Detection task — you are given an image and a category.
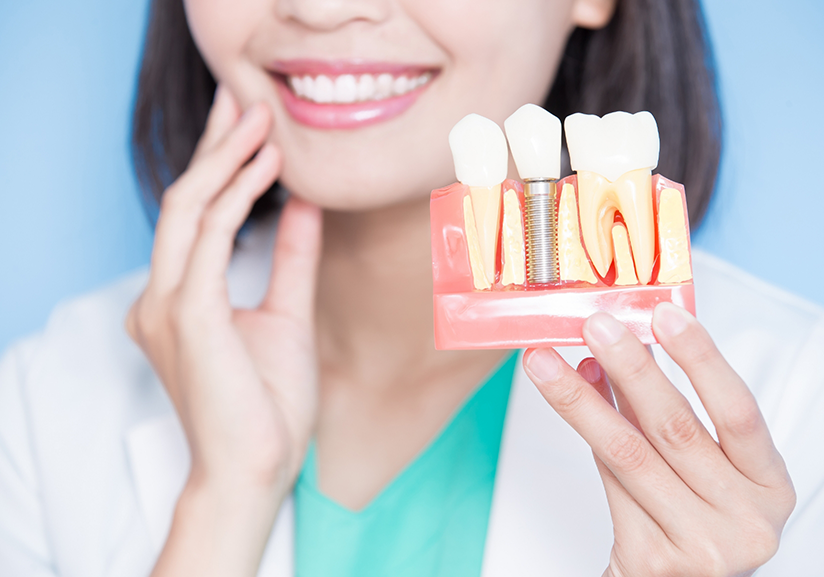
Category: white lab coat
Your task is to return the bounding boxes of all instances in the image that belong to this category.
[1,219,823,576]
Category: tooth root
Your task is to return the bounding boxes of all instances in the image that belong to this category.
[612,223,639,286]
[469,185,502,286]
[577,169,655,284]
[577,171,616,278]
[558,184,598,284]
[463,195,492,290]
[656,187,693,284]
[501,188,526,286]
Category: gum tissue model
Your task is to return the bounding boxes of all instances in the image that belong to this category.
[430,105,695,349]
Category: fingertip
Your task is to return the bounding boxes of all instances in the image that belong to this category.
[577,357,602,385]
[524,347,561,382]
[652,301,694,339]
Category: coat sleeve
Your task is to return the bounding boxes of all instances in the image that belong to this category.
[0,338,60,576]
[757,317,824,576]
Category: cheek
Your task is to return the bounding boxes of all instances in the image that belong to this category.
[183,0,269,96]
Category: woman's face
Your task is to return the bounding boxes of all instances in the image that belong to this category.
[184,0,614,211]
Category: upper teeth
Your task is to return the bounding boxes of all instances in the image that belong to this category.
[288,72,432,104]
[564,111,659,183]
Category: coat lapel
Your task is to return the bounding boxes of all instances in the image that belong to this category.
[481,347,614,576]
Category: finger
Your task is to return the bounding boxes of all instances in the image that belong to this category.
[524,348,699,535]
[192,84,243,161]
[149,103,272,296]
[592,452,663,539]
[579,357,643,432]
[583,313,736,500]
[178,144,281,308]
[260,197,323,329]
[652,302,787,487]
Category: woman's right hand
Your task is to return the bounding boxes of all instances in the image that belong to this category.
[126,86,323,576]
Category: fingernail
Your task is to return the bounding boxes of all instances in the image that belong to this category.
[526,349,561,381]
[654,302,691,337]
[578,359,602,384]
[585,313,625,346]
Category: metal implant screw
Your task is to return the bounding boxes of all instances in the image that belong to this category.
[524,179,559,284]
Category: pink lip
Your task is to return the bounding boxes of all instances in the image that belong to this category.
[268,59,438,130]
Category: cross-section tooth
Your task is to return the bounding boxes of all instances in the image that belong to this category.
[449,114,508,288]
[565,112,660,284]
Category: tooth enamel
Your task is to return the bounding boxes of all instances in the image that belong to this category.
[393,76,409,95]
[301,75,313,99]
[376,74,393,98]
[334,74,357,103]
[357,74,375,100]
[449,114,508,187]
[314,75,334,103]
[564,111,660,284]
[290,76,303,97]
[504,103,562,180]
[565,111,660,183]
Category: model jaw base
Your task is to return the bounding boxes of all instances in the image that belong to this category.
[430,174,694,349]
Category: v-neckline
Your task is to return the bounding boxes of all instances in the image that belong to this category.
[299,352,518,515]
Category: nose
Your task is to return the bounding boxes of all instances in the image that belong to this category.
[278,0,390,31]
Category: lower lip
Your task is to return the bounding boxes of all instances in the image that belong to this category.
[273,75,433,130]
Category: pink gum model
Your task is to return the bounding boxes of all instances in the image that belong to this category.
[430,174,695,349]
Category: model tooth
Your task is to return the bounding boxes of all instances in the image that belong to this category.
[449,114,508,289]
[564,111,659,284]
[449,114,508,187]
[504,104,562,180]
[565,111,659,183]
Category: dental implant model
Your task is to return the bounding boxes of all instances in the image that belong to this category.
[430,107,695,349]
[504,104,561,285]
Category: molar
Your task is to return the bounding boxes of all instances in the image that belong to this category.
[564,112,660,284]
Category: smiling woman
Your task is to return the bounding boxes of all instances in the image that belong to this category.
[1,0,823,576]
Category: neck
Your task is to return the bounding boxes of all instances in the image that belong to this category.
[316,195,505,387]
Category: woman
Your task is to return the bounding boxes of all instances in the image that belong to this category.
[1,0,821,575]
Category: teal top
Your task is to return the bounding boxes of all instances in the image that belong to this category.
[294,353,518,577]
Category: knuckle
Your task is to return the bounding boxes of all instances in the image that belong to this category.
[604,430,649,474]
[547,380,588,415]
[617,350,655,384]
[201,208,234,236]
[741,517,781,568]
[722,399,762,438]
[654,405,703,451]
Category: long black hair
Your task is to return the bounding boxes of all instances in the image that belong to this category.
[133,0,721,225]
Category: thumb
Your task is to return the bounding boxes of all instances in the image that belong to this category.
[260,197,323,326]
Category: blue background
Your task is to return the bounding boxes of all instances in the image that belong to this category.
[1,0,823,352]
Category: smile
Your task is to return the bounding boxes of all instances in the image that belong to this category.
[268,60,439,129]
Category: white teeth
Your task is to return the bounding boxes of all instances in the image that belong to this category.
[314,75,334,103]
[564,111,660,183]
[334,74,357,103]
[448,113,508,187]
[286,71,432,104]
[504,103,562,181]
[357,74,375,101]
[376,73,394,99]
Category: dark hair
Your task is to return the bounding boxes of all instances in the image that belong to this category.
[133,0,721,225]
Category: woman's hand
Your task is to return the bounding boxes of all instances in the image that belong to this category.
[126,86,322,576]
[524,303,796,577]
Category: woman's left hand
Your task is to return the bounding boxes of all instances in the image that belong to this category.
[523,302,796,577]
